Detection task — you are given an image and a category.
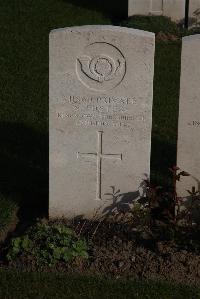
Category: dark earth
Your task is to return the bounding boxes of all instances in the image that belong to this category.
[1,216,200,287]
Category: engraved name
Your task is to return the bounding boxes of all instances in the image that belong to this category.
[66,95,137,105]
[56,95,146,130]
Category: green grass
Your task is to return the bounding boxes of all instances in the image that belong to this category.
[121,15,182,35]
[0,0,112,130]
[0,271,199,299]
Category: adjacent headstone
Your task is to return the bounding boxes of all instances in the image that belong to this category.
[189,0,200,27]
[163,0,186,22]
[49,25,155,219]
[128,0,159,16]
[177,35,200,206]
[128,0,185,22]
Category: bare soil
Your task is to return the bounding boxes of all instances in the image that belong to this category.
[2,219,200,286]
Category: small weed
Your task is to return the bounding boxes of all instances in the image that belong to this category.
[7,222,88,266]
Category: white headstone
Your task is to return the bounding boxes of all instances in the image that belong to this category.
[128,0,162,16]
[49,25,155,219]
[128,0,185,22]
[189,0,200,27]
[177,35,200,202]
[164,0,185,22]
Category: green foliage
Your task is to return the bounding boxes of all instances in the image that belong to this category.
[7,222,88,266]
[131,202,150,227]
[0,195,17,235]
[7,235,32,261]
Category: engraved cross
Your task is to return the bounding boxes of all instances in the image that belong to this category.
[77,131,122,200]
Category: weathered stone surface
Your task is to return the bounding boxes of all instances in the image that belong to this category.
[128,0,154,16]
[49,25,155,219]
[128,0,185,22]
[177,35,200,206]
[163,0,185,22]
[189,0,200,27]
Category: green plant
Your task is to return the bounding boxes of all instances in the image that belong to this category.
[7,235,32,261]
[7,222,88,266]
[169,166,190,217]
[0,195,18,238]
[181,186,200,226]
[131,202,151,227]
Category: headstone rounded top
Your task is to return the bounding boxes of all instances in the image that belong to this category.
[50,25,155,39]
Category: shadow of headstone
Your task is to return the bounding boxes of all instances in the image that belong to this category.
[63,0,128,22]
[0,122,48,223]
[150,136,177,187]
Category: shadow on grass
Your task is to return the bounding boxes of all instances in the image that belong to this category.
[151,136,177,188]
[0,122,48,225]
[63,0,128,23]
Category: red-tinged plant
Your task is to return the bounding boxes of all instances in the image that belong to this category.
[141,167,193,239]
[169,166,190,222]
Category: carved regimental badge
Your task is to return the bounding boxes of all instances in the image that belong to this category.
[76,42,126,92]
